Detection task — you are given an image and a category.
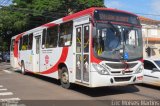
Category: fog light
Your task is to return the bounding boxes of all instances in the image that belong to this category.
[110,78,113,83]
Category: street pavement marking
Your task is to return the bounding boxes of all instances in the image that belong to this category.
[0,92,13,96]
[3,70,12,74]
[0,98,21,102]
[0,85,3,87]
[0,89,7,91]
[0,85,21,101]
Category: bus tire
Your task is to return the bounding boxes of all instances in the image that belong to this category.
[21,62,26,75]
[60,67,71,89]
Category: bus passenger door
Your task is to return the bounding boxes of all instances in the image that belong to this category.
[75,24,90,83]
[33,36,41,72]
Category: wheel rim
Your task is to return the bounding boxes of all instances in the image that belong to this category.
[61,72,69,84]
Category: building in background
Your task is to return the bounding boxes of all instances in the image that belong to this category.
[139,16,160,58]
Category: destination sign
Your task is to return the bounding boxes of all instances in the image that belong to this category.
[94,10,140,25]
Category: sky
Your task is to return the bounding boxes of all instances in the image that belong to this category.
[1,0,160,20]
[104,0,160,20]
[0,0,12,6]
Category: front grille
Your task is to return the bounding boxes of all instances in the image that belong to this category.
[106,63,137,69]
[114,77,131,82]
[111,70,133,74]
[125,71,133,73]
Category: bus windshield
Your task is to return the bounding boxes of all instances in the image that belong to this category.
[93,23,143,61]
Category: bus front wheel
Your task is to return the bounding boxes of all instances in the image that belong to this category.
[60,67,71,89]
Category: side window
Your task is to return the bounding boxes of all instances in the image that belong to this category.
[46,26,58,48]
[22,35,28,50]
[11,39,15,51]
[42,29,47,48]
[19,38,22,50]
[84,25,89,52]
[59,21,73,47]
[76,27,81,53]
[28,33,33,50]
[36,38,40,54]
[144,60,156,70]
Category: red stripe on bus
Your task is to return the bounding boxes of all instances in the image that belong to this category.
[90,46,102,64]
[14,33,23,58]
[62,7,138,22]
[90,23,102,64]
[42,23,56,27]
[40,47,69,74]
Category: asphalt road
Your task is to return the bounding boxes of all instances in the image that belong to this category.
[0,62,160,106]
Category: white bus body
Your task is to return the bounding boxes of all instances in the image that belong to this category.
[10,7,143,88]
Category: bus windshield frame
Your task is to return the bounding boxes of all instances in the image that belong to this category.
[92,22,143,62]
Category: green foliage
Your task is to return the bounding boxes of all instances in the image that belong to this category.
[32,0,63,13]
[0,8,27,35]
[2,42,8,51]
[0,0,104,50]
[76,0,104,9]
[60,0,104,14]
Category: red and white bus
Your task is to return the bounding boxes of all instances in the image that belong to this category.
[10,7,143,88]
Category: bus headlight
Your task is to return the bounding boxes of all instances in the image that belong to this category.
[92,63,109,75]
[135,65,143,74]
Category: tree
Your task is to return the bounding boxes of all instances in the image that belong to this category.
[0,6,28,48]
[0,0,104,51]
[64,0,104,14]
[1,0,104,32]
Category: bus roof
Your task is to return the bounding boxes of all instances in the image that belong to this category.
[13,7,138,38]
[63,7,138,22]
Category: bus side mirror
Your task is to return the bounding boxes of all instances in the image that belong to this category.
[89,18,95,26]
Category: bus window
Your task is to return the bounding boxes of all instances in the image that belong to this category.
[42,29,47,48]
[36,38,40,54]
[19,38,22,50]
[83,25,89,52]
[59,21,73,47]
[28,33,33,50]
[22,35,28,50]
[11,39,15,51]
[46,26,58,48]
[76,27,81,53]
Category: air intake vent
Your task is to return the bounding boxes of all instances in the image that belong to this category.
[106,63,137,69]
[114,77,131,82]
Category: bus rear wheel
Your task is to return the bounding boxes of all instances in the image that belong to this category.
[21,62,26,75]
[60,67,71,89]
